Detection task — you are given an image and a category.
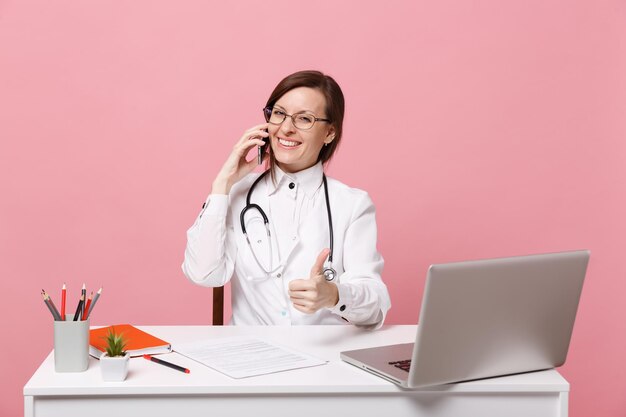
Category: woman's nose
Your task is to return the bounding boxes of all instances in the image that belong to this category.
[280,116,296,135]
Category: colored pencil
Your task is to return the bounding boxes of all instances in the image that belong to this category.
[61,283,66,321]
[73,293,84,321]
[143,355,190,374]
[87,287,102,318]
[42,289,62,320]
[83,292,93,321]
[41,290,62,321]
[80,283,86,319]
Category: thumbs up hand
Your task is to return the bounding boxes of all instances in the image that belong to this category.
[288,248,339,314]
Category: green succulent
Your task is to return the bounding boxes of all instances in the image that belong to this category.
[103,327,128,357]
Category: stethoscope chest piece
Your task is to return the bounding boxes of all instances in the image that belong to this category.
[323,267,337,282]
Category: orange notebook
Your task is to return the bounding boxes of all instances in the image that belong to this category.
[89,324,172,359]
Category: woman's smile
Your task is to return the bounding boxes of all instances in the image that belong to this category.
[277,137,302,149]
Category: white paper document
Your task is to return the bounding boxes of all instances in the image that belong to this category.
[174,337,328,379]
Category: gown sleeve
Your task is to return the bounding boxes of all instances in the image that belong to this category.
[327,192,391,329]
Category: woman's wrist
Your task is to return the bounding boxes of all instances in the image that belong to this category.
[211,178,230,195]
[328,283,339,308]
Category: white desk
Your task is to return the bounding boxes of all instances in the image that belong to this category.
[24,325,569,417]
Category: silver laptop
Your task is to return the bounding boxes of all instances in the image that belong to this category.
[341,250,589,388]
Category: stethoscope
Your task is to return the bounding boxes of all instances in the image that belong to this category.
[239,170,337,281]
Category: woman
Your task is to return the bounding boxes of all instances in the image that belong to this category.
[182,70,390,328]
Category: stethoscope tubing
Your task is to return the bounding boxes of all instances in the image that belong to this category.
[240,170,337,281]
[322,175,333,264]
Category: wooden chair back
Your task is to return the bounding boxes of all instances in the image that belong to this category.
[212,286,224,325]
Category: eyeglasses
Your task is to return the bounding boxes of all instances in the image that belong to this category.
[263,106,331,130]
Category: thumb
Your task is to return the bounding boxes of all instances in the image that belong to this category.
[310,248,331,278]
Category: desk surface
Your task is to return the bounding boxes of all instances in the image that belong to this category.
[24,325,568,396]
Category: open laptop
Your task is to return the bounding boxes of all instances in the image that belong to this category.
[341,250,589,388]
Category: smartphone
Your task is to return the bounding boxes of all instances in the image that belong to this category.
[258,132,269,165]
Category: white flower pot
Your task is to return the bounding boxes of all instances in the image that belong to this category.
[100,352,130,381]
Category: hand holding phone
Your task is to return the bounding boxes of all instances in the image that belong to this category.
[212,124,268,195]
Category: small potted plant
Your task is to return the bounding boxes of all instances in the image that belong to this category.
[99,327,130,381]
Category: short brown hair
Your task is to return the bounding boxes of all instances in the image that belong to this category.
[264,70,345,177]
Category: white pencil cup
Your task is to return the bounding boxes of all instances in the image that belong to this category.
[53,314,90,372]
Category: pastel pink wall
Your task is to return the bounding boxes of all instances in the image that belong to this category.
[1,0,624,415]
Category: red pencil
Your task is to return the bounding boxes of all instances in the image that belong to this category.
[83,292,93,321]
[61,283,67,321]
[86,287,102,318]
[143,355,190,374]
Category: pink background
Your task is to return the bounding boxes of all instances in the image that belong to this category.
[1,0,625,416]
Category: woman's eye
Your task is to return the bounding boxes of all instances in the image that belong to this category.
[274,110,286,116]
[298,115,313,123]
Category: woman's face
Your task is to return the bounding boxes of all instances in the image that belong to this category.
[268,87,335,173]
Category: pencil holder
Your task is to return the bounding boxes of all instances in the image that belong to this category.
[53,314,90,372]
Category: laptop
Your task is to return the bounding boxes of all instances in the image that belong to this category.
[341,250,589,388]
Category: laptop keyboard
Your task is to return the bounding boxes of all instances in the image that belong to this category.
[388,359,411,372]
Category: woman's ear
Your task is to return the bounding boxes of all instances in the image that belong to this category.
[325,127,336,144]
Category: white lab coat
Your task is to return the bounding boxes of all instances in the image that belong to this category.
[182,162,391,328]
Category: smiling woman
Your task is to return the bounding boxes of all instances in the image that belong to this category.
[264,92,334,174]
[182,70,391,328]
[262,71,344,177]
